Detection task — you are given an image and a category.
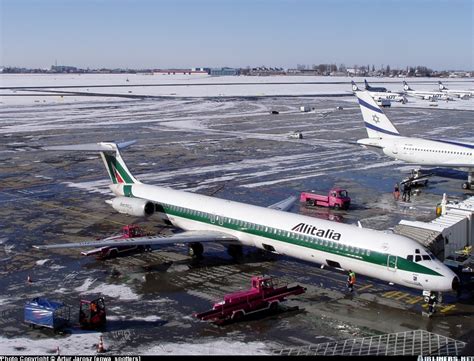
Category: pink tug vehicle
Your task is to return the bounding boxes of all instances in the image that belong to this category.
[300,188,351,210]
[194,276,306,324]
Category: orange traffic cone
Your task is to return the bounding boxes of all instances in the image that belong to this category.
[27,275,32,283]
[97,335,106,353]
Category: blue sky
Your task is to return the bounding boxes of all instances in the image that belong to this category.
[1,0,472,70]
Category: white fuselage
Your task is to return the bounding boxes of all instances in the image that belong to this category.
[369,91,406,103]
[365,136,474,168]
[405,90,452,101]
[111,183,458,292]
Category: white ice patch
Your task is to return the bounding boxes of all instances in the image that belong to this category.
[35,259,50,266]
[74,277,97,292]
[144,339,275,355]
[0,332,102,355]
[82,283,140,300]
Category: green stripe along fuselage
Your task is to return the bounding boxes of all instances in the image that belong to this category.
[120,182,441,278]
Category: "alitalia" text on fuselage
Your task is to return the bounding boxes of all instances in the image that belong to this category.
[291,223,342,241]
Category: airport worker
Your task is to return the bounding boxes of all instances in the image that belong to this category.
[428,292,437,316]
[406,182,412,202]
[347,270,356,292]
[393,183,400,201]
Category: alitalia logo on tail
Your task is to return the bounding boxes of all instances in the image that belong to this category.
[291,223,341,241]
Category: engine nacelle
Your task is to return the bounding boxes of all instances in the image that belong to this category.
[108,197,155,217]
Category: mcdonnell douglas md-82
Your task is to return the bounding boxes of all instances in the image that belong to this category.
[33,141,459,295]
[355,91,474,189]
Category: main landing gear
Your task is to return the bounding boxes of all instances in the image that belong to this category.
[188,242,204,258]
[227,244,243,259]
[462,171,473,190]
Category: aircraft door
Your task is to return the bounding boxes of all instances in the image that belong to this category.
[387,255,397,271]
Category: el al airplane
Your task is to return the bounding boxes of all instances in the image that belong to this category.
[403,81,454,101]
[364,79,389,93]
[355,91,474,189]
[33,141,459,294]
[352,81,407,104]
[438,81,473,100]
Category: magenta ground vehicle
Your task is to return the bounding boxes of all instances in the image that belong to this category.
[194,276,306,324]
[300,188,351,210]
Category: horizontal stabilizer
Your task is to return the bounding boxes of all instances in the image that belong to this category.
[43,140,136,152]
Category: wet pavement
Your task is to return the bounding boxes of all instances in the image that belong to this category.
[0,94,473,354]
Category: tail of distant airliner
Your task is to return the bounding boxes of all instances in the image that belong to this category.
[403,81,413,91]
[355,91,400,138]
[438,81,448,91]
[44,141,141,184]
[351,80,360,92]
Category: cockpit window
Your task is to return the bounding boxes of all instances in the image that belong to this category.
[422,255,430,261]
[415,249,420,254]
[415,255,422,262]
[407,255,413,261]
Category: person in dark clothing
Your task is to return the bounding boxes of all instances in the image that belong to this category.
[402,182,412,202]
[428,292,437,316]
[405,182,412,201]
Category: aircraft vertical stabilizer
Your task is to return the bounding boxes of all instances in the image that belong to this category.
[355,91,400,138]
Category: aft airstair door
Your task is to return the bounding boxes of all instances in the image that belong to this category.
[387,255,397,272]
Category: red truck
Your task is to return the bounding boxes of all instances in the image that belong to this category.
[81,224,151,259]
[300,188,350,210]
[194,276,306,324]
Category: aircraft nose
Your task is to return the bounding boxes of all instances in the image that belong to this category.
[452,276,460,292]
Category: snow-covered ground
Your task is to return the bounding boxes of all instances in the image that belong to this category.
[1,74,473,110]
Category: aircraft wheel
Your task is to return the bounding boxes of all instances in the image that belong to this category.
[109,249,119,259]
[462,182,471,190]
[227,245,243,259]
[188,242,204,258]
[232,310,244,320]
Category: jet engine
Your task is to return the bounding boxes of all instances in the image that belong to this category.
[107,197,155,217]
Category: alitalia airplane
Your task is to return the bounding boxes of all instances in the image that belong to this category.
[352,81,407,103]
[403,81,454,101]
[33,140,459,294]
[355,91,474,189]
[438,81,473,100]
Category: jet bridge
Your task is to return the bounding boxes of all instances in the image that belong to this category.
[394,195,474,260]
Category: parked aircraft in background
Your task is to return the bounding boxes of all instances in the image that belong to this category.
[403,81,454,101]
[33,141,459,294]
[438,81,472,100]
[364,79,389,93]
[355,91,474,190]
[352,81,407,103]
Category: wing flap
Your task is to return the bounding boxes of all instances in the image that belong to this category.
[33,230,238,250]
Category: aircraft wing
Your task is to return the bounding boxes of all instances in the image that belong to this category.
[33,230,238,250]
[268,195,297,211]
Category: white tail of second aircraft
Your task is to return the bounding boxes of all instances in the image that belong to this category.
[355,91,400,138]
[438,81,448,91]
